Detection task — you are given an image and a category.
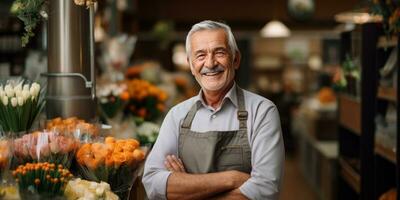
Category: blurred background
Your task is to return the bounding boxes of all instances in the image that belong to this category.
[0,0,399,199]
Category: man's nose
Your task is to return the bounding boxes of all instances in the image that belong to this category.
[204,54,216,68]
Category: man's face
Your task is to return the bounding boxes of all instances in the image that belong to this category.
[188,29,240,93]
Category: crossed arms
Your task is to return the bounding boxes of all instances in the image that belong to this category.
[164,155,250,200]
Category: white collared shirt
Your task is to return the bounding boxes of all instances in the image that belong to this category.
[143,83,285,200]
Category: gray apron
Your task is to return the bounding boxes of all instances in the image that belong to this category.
[178,87,252,174]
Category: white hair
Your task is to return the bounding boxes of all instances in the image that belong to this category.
[185,20,239,61]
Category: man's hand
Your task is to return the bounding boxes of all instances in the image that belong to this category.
[164,155,186,172]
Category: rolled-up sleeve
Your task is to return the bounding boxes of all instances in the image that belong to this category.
[142,108,179,199]
[239,103,285,200]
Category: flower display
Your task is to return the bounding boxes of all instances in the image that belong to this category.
[370,0,400,36]
[64,178,119,200]
[12,162,73,199]
[0,80,45,132]
[124,79,167,121]
[76,137,146,199]
[136,122,160,146]
[13,131,79,168]
[0,138,12,176]
[10,0,46,47]
[97,83,128,119]
[46,117,99,141]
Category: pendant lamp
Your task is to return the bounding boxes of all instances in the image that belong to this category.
[260,20,291,38]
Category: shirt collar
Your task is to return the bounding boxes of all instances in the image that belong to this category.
[195,82,238,110]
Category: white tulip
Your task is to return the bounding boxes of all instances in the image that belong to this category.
[32,82,40,92]
[21,90,30,101]
[4,85,14,97]
[11,97,17,107]
[30,83,40,97]
[2,96,8,106]
[17,97,24,106]
[23,84,30,91]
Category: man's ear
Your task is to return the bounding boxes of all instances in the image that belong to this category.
[233,51,241,70]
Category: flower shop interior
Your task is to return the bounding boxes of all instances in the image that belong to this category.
[0,0,399,199]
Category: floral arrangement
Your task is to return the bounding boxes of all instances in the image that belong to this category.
[46,117,99,141]
[10,0,96,47]
[76,137,145,199]
[97,83,129,119]
[370,0,400,36]
[0,138,12,176]
[12,162,73,198]
[0,81,44,132]
[64,178,119,200]
[124,79,167,121]
[333,54,360,96]
[136,122,160,146]
[10,0,46,47]
[13,131,80,168]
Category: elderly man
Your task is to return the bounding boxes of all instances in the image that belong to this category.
[143,20,284,200]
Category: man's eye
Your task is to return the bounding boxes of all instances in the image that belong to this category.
[196,54,205,60]
[215,51,226,57]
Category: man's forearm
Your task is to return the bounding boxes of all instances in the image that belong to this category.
[210,188,249,200]
[166,170,249,200]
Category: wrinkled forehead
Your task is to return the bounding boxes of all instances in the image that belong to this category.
[189,29,230,52]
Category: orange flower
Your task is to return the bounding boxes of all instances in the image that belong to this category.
[137,108,147,118]
[105,137,116,144]
[120,91,130,101]
[126,139,140,149]
[113,152,127,167]
[133,149,145,161]
[105,155,114,167]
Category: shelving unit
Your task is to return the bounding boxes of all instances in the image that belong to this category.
[377,86,397,102]
[339,157,360,194]
[374,141,396,164]
[338,23,399,200]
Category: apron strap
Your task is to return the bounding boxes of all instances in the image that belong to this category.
[181,86,248,130]
[236,86,248,130]
[181,101,201,130]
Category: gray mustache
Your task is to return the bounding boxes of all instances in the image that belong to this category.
[200,65,224,75]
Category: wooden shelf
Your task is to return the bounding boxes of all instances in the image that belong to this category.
[339,95,361,135]
[339,157,361,194]
[375,142,396,164]
[377,36,397,49]
[377,86,397,102]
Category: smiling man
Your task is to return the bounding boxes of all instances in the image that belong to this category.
[142,20,285,200]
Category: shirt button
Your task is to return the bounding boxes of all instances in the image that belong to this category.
[212,115,217,119]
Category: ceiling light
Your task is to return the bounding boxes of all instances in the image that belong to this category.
[260,20,291,38]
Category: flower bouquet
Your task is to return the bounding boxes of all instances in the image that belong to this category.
[0,136,13,177]
[46,117,99,142]
[12,162,73,199]
[97,83,129,119]
[124,79,168,121]
[13,131,79,168]
[64,178,119,200]
[76,137,146,199]
[136,122,160,146]
[0,80,45,133]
